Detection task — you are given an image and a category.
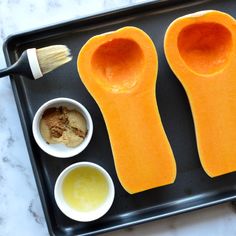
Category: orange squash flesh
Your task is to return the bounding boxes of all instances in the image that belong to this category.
[78,27,176,194]
[164,11,236,177]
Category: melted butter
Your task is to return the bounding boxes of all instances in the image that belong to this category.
[62,166,109,212]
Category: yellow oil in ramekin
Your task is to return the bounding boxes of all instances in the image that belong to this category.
[62,166,109,212]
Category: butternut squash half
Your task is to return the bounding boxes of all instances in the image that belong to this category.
[164,10,236,177]
[78,27,176,193]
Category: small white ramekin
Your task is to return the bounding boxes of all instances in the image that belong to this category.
[32,97,93,158]
[54,162,115,222]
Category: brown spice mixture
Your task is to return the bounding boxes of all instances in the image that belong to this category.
[40,106,87,147]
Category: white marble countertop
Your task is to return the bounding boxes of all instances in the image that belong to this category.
[0,0,236,235]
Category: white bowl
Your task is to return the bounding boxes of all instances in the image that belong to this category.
[32,98,93,158]
[54,162,115,222]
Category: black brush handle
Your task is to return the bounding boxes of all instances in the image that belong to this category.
[0,51,33,79]
[0,66,14,77]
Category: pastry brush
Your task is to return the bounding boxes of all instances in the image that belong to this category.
[0,45,72,79]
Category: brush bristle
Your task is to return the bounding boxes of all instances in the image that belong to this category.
[36,45,72,75]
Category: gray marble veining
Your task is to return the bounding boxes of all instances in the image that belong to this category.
[0,0,236,236]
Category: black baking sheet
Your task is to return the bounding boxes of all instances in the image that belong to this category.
[3,0,236,235]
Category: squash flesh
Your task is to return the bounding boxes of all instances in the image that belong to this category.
[78,27,176,193]
[91,38,144,91]
[99,92,175,193]
[178,23,233,75]
[164,10,236,177]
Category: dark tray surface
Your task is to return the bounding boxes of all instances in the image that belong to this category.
[3,0,236,235]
